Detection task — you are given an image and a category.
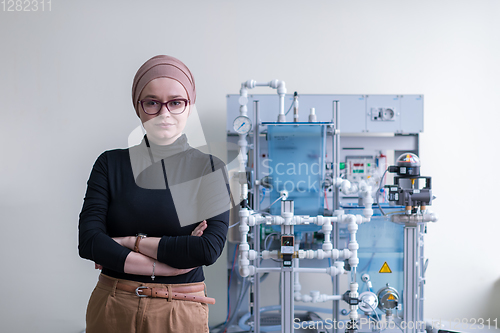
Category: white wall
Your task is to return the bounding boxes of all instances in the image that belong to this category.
[1,0,499,332]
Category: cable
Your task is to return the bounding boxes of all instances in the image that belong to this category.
[324,188,330,211]
[376,167,389,216]
[264,233,279,250]
[284,98,295,116]
[267,194,285,209]
[226,245,239,326]
[366,301,381,322]
[228,221,240,229]
[259,187,266,205]
[213,277,250,333]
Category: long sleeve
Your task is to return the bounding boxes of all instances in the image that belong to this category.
[78,152,132,272]
[157,210,229,268]
[157,156,231,268]
[78,141,230,283]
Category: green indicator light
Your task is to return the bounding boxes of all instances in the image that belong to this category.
[340,162,345,170]
[367,163,371,167]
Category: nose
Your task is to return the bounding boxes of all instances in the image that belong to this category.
[158,104,171,116]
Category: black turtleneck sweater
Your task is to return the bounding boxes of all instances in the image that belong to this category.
[78,134,230,284]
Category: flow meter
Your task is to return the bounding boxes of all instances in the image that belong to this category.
[281,235,294,267]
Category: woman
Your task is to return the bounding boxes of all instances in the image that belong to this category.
[79,55,230,333]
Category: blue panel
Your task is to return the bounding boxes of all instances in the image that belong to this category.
[266,124,326,220]
[345,207,404,301]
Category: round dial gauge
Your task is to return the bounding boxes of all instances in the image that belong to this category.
[233,116,252,134]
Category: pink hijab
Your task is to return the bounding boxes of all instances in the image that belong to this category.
[131,55,196,117]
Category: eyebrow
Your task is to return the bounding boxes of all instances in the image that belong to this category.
[142,95,184,100]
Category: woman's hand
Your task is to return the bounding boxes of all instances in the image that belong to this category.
[112,222,206,264]
[191,220,207,237]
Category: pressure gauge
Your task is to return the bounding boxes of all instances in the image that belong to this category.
[233,116,252,134]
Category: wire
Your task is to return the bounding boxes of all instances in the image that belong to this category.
[228,221,240,229]
[366,301,381,322]
[324,188,330,211]
[264,233,279,250]
[219,278,250,333]
[259,187,266,205]
[253,193,285,216]
[376,167,389,216]
[284,99,295,116]
[225,245,239,332]
[268,194,285,208]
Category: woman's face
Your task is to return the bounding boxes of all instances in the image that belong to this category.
[138,77,190,145]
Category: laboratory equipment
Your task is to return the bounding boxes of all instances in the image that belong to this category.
[221,81,436,333]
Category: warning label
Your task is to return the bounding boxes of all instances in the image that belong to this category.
[379,261,392,273]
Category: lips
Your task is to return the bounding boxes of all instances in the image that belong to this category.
[157,123,174,127]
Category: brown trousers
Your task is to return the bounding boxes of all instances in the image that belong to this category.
[86,274,209,333]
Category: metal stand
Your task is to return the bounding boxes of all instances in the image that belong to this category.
[281,224,294,333]
[253,100,261,333]
[403,225,418,333]
[332,100,340,333]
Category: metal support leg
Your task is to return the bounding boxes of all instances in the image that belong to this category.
[281,224,294,333]
[255,225,261,333]
[404,226,418,333]
[332,100,340,333]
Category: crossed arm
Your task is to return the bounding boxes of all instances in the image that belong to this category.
[93,220,208,277]
[107,221,208,276]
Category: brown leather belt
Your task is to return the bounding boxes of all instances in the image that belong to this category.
[99,274,216,304]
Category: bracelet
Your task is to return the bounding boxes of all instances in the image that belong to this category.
[151,261,156,281]
[134,233,147,252]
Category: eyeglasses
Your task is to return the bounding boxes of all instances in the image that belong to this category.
[139,98,189,115]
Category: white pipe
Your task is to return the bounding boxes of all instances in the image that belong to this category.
[296,290,343,303]
[236,84,250,204]
[297,248,352,260]
[238,208,251,277]
[339,179,359,195]
[239,79,287,123]
[294,266,345,276]
[238,213,371,227]
[261,250,279,260]
[322,219,333,251]
[350,282,360,321]
[358,181,374,218]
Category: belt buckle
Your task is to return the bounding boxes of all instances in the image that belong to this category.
[135,286,149,297]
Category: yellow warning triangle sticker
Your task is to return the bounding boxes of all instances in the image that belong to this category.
[388,294,396,300]
[379,261,392,273]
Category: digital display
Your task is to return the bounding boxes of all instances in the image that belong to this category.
[281,236,294,246]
